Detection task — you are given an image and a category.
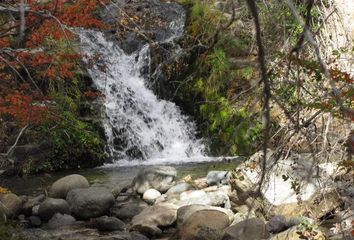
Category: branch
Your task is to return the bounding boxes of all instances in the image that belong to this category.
[245,0,271,195]
[6,124,29,156]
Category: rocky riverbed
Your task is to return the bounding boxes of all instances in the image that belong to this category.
[0,151,353,240]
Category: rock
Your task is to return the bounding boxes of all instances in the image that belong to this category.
[94,216,125,231]
[177,208,231,240]
[66,187,114,219]
[177,204,234,225]
[28,216,41,228]
[266,215,288,233]
[22,194,45,216]
[194,178,208,189]
[269,226,326,240]
[132,166,177,194]
[46,213,76,229]
[32,205,40,216]
[110,199,148,221]
[142,189,161,204]
[166,182,194,196]
[206,171,230,186]
[223,218,270,240]
[131,203,178,237]
[38,198,70,221]
[0,193,23,217]
[49,174,89,199]
[307,190,343,220]
[230,150,337,206]
[178,190,231,208]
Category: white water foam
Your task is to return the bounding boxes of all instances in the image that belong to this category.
[79,25,207,165]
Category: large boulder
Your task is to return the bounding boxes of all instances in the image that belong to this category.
[176,208,231,240]
[38,198,70,221]
[223,218,270,240]
[110,199,148,221]
[0,193,23,217]
[49,174,90,199]
[131,203,178,237]
[230,150,337,205]
[66,187,114,219]
[132,166,177,194]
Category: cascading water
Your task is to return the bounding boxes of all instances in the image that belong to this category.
[79,15,207,165]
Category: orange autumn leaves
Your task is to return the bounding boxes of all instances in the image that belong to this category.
[0,0,107,126]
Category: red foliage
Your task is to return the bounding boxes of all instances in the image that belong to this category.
[0,0,108,126]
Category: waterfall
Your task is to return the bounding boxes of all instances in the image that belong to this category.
[79,21,207,165]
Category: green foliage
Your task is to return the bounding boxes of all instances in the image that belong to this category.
[31,95,106,173]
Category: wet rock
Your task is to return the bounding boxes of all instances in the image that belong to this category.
[49,174,90,199]
[28,216,41,228]
[166,182,194,196]
[22,194,45,216]
[38,198,70,221]
[131,203,178,237]
[66,187,114,219]
[111,186,123,198]
[0,193,23,217]
[206,171,230,186]
[223,218,270,240]
[102,0,186,54]
[46,213,76,229]
[110,199,148,221]
[94,216,125,231]
[177,208,231,240]
[132,166,177,194]
[142,189,161,204]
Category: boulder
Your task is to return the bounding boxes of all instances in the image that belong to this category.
[307,190,343,220]
[131,203,178,236]
[194,178,209,189]
[49,174,89,199]
[177,204,234,225]
[66,187,114,219]
[38,198,70,221]
[28,216,41,228]
[22,194,45,216]
[142,189,161,204]
[166,182,194,196]
[0,193,23,217]
[223,218,270,240]
[94,216,125,231]
[132,166,177,194]
[110,199,148,221]
[230,150,337,206]
[177,208,231,240]
[46,213,76,229]
[206,171,230,186]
